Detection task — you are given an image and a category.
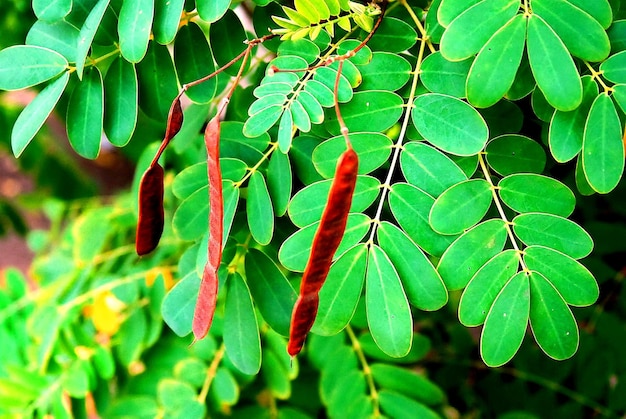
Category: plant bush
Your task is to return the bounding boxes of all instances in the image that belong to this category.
[1,0,626,417]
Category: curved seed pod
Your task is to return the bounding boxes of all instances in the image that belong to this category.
[135,163,165,255]
[288,146,358,356]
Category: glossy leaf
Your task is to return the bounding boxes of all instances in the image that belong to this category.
[277,39,321,64]
[296,90,324,124]
[247,171,274,245]
[174,23,217,104]
[153,0,185,44]
[378,390,440,419]
[600,51,626,83]
[277,109,294,152]
[485,134,546,176]
[0,46,68,91]
[523,246,599,306]
[33,0,71,21]
[118,0,154,63]
[512,213,593,259]
[459,250,519,326]
[290,99,311,133]
[162,272,200,337]
[498,174,576,217]
[103,56,138,147]
[529,271,579,360]
[173,186,209,241]
[11,72,69,157]
[367,17,418,53]
[67,68,104,159]
[243,105,283,138]
[313,66,352,103]
[26,20,79,62]
[325,91,404,136]
[366,245,413,358]
[420,51,472,98]
[527,14,582,111]
[172,159,246,199]
[582,93,624,193]
[567,0,612,28]
[76,0,110,79]
[210,10,248,76]
[481,271,530,367]
[437,0,482,27]
[358,52,411,91]
[437,219,508,290]
[197,0,230,22]
[370,363,445,406]
[267,151,292,217]
[245,248,297,336]
[378,222,448,311]
[412,93,489,156]
[136,42,179,121]
[429,179,493,235]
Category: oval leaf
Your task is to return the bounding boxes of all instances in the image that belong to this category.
[247,172,274,245]
[67,68,104,159]
[498,174,576,217]
[0,45,68,91]
[118,0,154,63]
[104,56,138,147]
[429,179,493,235]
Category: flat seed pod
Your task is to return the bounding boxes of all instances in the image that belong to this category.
[582,93,624,194]
[523,245,599,306]
[412,93,489,156]
[512,212,593,259]
[498,174,576,217]
[366,245,413,358]
[529,271,579,360]
[527,14,582,111]
[459,250,519,326]
[466,14,526,108]
[429,179,492,235]
[440,0,520,61]
[480,271,530,367]
[437,219,507,290]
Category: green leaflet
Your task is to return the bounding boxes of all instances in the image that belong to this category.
[118,0,154,63]
[197,0,230,23]
[162,271,201,337]
[247,171,275,245]
[400,142,468,197]
[103,56,138,147]
[528,271,579,361]
[11,72,69,157]
[437,219,508,291]
[290,99,311,133]
[370,363,445,406]
[512,213,593,259]
[277,109,294,152]
[136,42,179,122]
[366,245,413,358]
[567,0,612,28]
[223,273,261,375]
[277,39,321,64]
[505,53,535,101]
[325,91,403,136]
[172,159,246,199]
[437,0,482,27]
[313,66,352,103]
[466,14,526,108]
[296,90,324,124]
[267,151,292,217]
[221,122,270,166]
[367,17,418,53]
[485,134,546,176]
[245,248,297,336]
[526,14,583,111]
[582,93,624,193]
[0,45,68,91]
[497,174,576,217]
[378,222,448,311]
[26,20,79,63]
[420,51,472,98]
[75,0,110,79]
[429,179,493,235]
[312,244,368,336]
[174,23,217,104]
[480,271,530,367]
[459,250,519,327]
[67,68,104,159]
[378,390,440,419]
[412,93,489,156]
[602,51,626,84]
[33,0,71,21]
[439,0,520,61]
[210,10,248,76]
[243,105,283,138]
[358,52,411,91]
[153,0,185,44]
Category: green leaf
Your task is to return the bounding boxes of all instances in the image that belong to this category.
[304,79,335,107]
[505,53,535,101]
[325,91,404,136]
[247,172,275,245]
[154,0,185,44]
[72,207,112,262]
[173,186,208,241]
[76,0,110,79]
[158,378,197,411]
[437,0,482,27]
[371,364,445,406]
[62,361,90,398]
[223,273,261,375]
[608,20,626,53]
[367,17,418,52]
[210,10,248,76]
[549,75,598,162]
[221,121,270,166]
[429,179,492,235]
[312,244,368,335]
[0,45,68,91]
[439,0,520,61]
[249,94,287,116]
[33,0,71,21]
[389,183,458,257]
[480,271,530,367]
[366,245,413,358]
[287,175,380,228]
[245,248,297,336]
[498,174,576,217]
[136,42,179,121]
[358,52,411,91]
[173,160,245,199]
[532,0,610,62]
[420,51,472,98]
[425,0,445,43]
[174,23,217,104]
[582,93,624,193]
[296,90,324,124]
[527,14,583,111]
[162,272,200,336]
[378,222,448,311]
[485,134,546,176]
[523,246,599,306]
[466,14,526,108]
[528,271,579,360]
[412,93,489,156]
[575,155,595,196]
[11,72,69,157]
[118,0,154,63]
[278,39,321,64]
[512,213,593,259]
[567,0,612,28]
[243,105,283,138]
[313,132,392,178]
[313,66,352,103]
[278,213,371,272]
[531,85,556,122]
[267,151,292,217]
[67,68,104,159]
[26,19,79,63]
[197,0,230,22]
[290,98,311,132]
[378,390,440,419]
[459,250,519,326]
[277,109,294,152]
[400,141,468,197]
[103,56,138,147]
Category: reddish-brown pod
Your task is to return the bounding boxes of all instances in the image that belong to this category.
[288,147,358,356]
[135,163,165,256]
[192,114,224,340]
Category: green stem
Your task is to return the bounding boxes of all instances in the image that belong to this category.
[198,343,226,403]
[346,325,380,416]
